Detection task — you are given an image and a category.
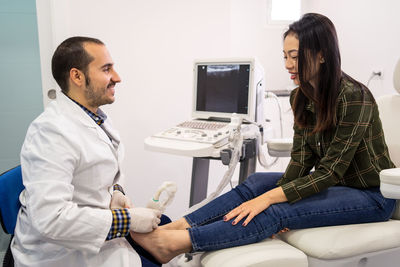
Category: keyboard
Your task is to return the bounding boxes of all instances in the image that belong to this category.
[177,120,228,130]
[152,120,231,146]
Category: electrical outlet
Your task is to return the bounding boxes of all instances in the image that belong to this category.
[372,69,384,79]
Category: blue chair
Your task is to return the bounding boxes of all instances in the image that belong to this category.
[0,166,24,235]
[0,165,23,267]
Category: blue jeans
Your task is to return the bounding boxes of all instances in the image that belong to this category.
[184,172,396,252]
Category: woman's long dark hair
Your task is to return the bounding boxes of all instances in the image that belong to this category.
[284,13,342,132]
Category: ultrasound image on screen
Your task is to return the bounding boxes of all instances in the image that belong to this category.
[196,64,250,114]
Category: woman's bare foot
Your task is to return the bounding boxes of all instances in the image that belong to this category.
[131,228,192,264]
[159,217,191,230]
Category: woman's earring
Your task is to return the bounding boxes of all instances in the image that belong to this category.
[320,58,325,63]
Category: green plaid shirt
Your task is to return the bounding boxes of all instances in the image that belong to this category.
[277,77,395,203]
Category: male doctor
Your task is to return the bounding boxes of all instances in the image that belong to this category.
[11,36,161,267]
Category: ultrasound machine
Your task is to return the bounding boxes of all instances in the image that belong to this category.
[144,58,266,206]
[144,58,265,158]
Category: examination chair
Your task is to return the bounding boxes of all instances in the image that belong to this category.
[201,59,400,267]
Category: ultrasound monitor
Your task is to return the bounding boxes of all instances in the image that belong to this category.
[192,58,264,122]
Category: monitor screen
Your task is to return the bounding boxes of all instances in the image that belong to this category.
[195,64,250,115]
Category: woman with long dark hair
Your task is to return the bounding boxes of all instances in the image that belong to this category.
[131,13,396,263]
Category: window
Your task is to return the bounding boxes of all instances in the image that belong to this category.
[267,0,301,24]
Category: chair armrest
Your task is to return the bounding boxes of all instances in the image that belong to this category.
[380,168,400,199]
[266,138,292,157]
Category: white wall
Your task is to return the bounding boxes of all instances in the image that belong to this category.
[36,0,400,220]
[303,0,400,97]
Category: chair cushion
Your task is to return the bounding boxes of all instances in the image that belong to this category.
[200,238,308,267]
[0,166,24,234]
[279,220,400,260]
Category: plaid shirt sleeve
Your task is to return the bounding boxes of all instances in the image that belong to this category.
[106,208,131,240]
[113,184,125,194]
[279,85,374,203]
[277,123,317,185]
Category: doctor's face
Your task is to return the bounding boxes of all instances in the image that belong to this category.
[83,43,121,109]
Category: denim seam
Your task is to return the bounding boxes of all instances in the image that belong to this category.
[237,182,257,200]
[195,185,258,226]
[193,182,263,227]
[190,208,234,227]
[185,206,238,227]
[193,221,280,251]
[184,215,195,227]
[280,205,383,224]
[188,228,200,251]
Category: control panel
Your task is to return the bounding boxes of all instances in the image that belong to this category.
[152,126,230,147]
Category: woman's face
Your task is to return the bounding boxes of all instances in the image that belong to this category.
[283,33,323,88]
[283,34,300,85]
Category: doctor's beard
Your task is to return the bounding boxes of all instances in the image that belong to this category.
[84,77,116,108]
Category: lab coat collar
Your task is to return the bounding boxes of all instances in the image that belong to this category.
[57,92,99,129]
[56,92,120,148]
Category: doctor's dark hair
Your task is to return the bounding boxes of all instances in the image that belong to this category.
[51,36,104,93]
[284,13,342,133]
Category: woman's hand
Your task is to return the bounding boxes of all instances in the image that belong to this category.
[224,186,288,226]
[224,194,270,226]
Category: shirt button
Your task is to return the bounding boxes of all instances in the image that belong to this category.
[116,232,121,237]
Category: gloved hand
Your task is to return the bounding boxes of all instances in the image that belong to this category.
[110,190,133,209]
[129,207,162,233]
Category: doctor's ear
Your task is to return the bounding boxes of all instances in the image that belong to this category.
[70,68,85,87]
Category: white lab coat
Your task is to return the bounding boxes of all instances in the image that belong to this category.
[11,92,141,267]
